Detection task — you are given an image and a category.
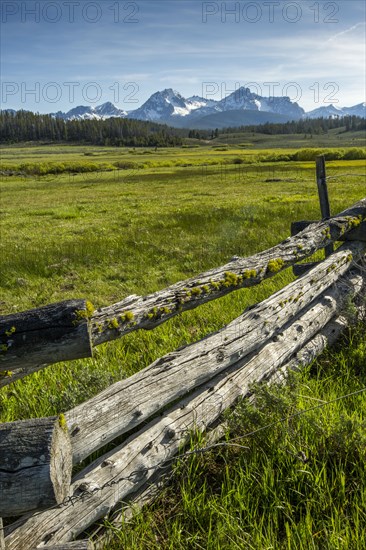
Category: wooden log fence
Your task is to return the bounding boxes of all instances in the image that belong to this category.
[0,189,365,548]
[66,241,364,465]
[3,266,365,548]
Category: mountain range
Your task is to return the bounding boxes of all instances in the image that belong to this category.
[5,87,366,130]
[304,103,366,120]
[50,87,306,128]
[51,102,128,121]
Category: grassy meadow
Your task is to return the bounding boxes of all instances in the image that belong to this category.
[0,135,365,548]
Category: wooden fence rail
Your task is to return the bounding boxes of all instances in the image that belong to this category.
[0,300,92,374]
[0,191,365,549]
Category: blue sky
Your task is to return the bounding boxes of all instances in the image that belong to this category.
[1,0,365,113]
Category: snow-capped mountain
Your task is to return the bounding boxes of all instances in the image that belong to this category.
[213,87,304,119]
[126,87,304,125]
[126,89,217,122]
[52,102,127,121]
[127,89,189,121]
[305,103,366,119]
[95,102,128,118]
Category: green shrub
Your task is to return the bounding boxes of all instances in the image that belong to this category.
[343,148,366,160]
[113,161,138,170]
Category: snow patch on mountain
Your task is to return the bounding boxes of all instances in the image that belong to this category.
[52,102,127,121]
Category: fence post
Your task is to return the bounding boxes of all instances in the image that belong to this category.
[316,155,334,257]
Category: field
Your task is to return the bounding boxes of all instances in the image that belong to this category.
[0,138,365,548]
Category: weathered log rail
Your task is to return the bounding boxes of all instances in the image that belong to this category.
[0,191,365,549]
[90,199,366,346]
[0,300,93,385]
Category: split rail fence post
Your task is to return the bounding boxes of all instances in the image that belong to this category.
[316,155,334,257]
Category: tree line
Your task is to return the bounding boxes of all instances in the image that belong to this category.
[1,110,365,146]
[223,115,366,136]
[0,110,186,146]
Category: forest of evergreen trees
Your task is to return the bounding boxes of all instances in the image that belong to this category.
[0,110,186,146]
[223,115,366,136]
[0,109,365,145]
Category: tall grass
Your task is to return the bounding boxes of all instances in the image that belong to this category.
[1,146,365,176]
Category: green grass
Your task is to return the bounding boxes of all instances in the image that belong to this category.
[0,142,365,546]
[1,142,365,175]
